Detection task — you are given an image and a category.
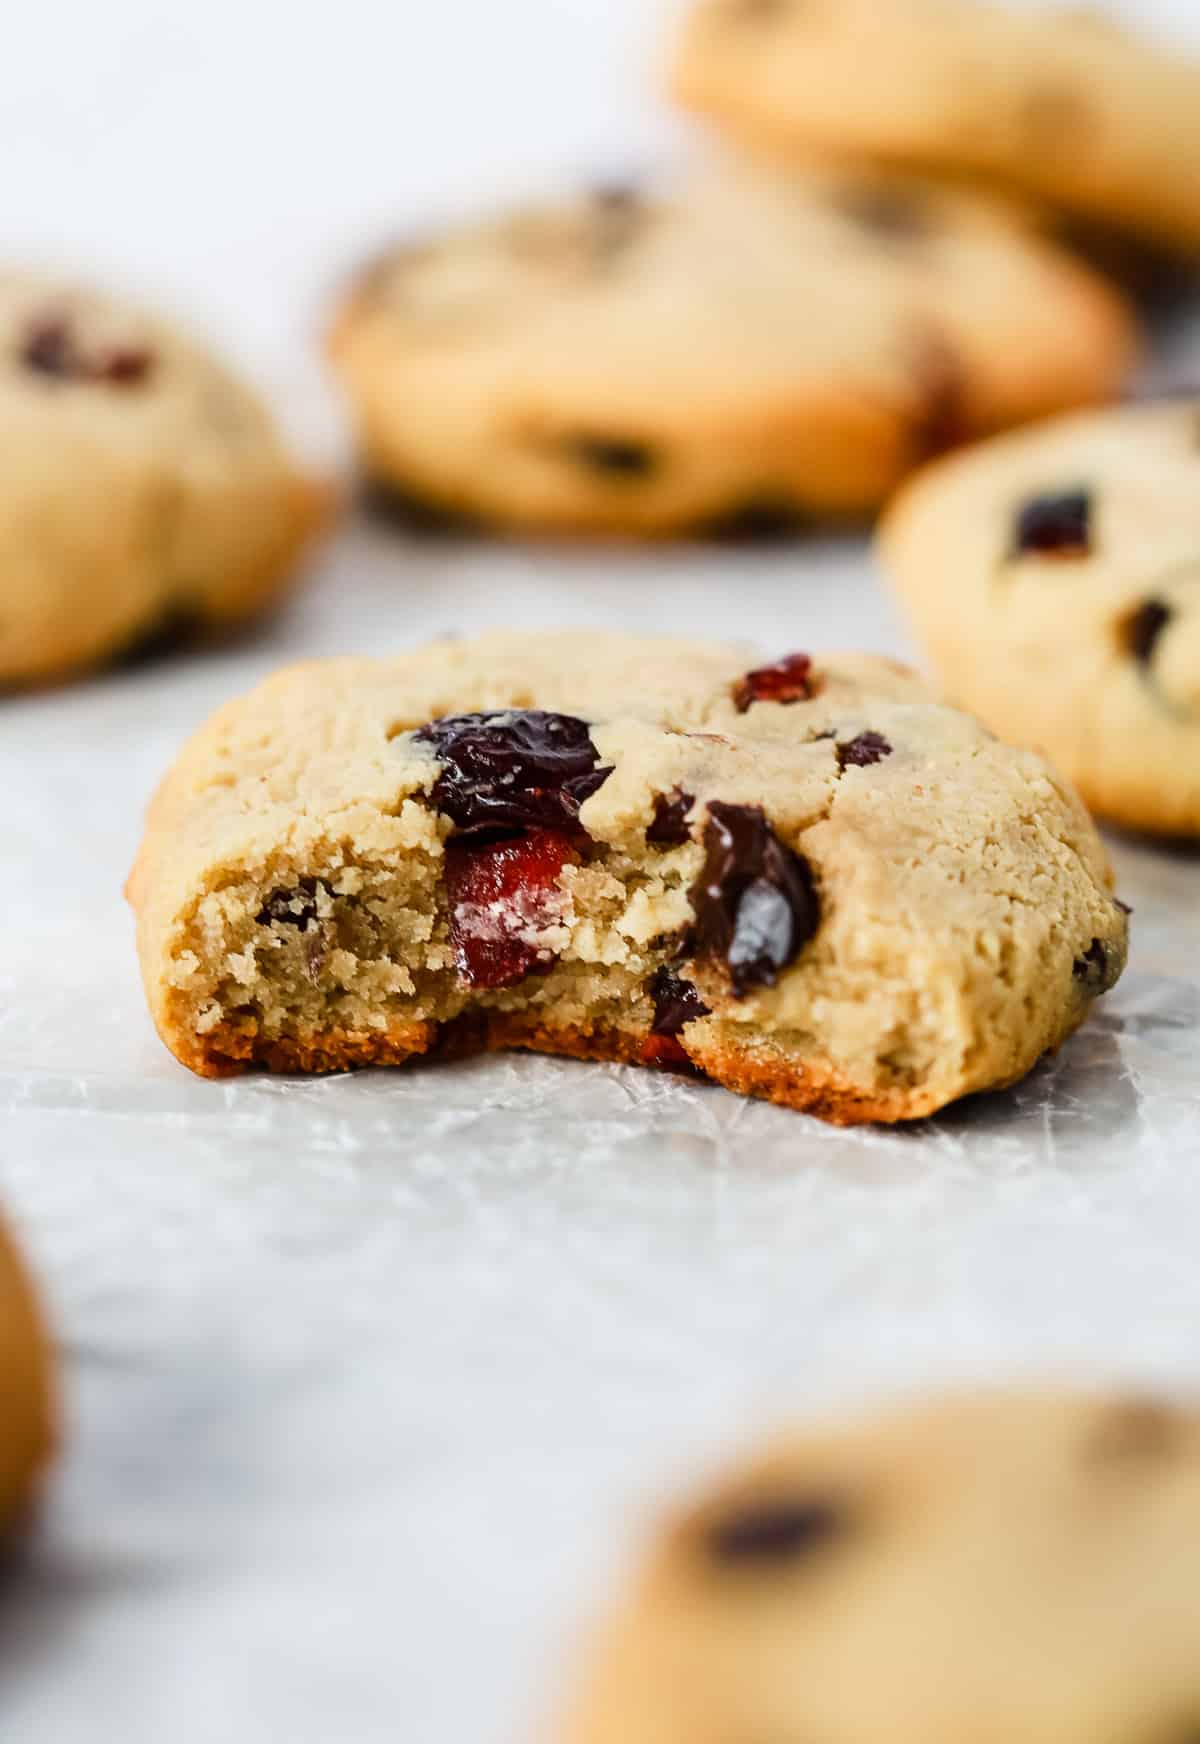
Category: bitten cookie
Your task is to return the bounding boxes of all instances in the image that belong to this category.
[126,631,1126,1124]
[0,270,331,686]
[563,1390,1200,1744]
[329,163,1135,536]
[673,0,1200,254]
[880,401,1200,838]
[0,1212,55,1532]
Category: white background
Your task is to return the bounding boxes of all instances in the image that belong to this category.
[2,4,1200,1741]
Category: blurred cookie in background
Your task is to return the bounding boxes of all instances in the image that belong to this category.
[673,0,1200,257]
[0,1211,54,1535]
[329,162,1137,539]
[0,271,333,689]
[563,1389,1200,1744]
[880,399,1200,837]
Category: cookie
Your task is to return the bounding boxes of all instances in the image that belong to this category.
[0,270,331,686]
[328,163,1136,536]
[563,1389,1200,1744]
[0,1211,54,1532]
[880,401,1200,838]
[673,0,1200,255]
[126,630,1126,1124]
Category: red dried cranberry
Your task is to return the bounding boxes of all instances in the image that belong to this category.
[1013,491,1092,558]
[443,829,576,989]
[415,710,611,840]
[646,787,694,846]
[707,1498,844,1565]
[732,652,817,712]
[1072,938,1119,995]
[691,802,819,996]
[837,731,892,769]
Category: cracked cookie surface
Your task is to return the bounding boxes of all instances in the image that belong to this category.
[0,1213,54,1533]
[563,1389,1200,1744]
[0,270,331,685]
[673,0,1200,253]
[329,162,1135,536]
[881,401,1200,836]
[127,631,1126,1124]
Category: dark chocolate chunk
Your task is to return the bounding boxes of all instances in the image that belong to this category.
[691,802,819,996]
[1013,490,1092,558]
[1124,599,1172,664]
[647,787,695,846]
[1072,937,1120,995]
[702,498,809,542]
[707,1497,844,1566]
[837,730,893,769]
[415,709,611,840]
[565,435,658,479]
[648,965,711,1038]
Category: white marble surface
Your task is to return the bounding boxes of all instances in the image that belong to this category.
[2,3,1200,1741]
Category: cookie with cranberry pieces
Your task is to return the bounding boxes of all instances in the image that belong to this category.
[563,1389,1200,1744]
[0,270,331,686]
[880,400,1200,836]
[673,0,1200,254]
[127,630,1126,1123]
[0,1210,55,1533]
[329,161,1135,536]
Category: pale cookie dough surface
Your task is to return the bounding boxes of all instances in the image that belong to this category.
[564,1389,1200,1744]
[0,270,331,686]
[880,401,1200,837]
[673,0,1200,253]
[329,163,1136,536]
[127,630,1126,1125]
[0,1211,55,1532]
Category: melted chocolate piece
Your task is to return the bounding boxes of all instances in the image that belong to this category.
[648,966,711,1038]
[733,652,817,712]
[708,1498,844,1566]
[691,802,819,996]
[1125,599,1172,664]
[1013,490,1092,558]
[415,710,611,840]
[837,730,893,769]
[647,788,695,846]
[1072,937,1120,995]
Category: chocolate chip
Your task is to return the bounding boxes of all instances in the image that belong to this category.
[691,802,820,996]
[647,787,695,846]
[648,965,711,1037]
[834,184,931,242]
[258,881,321,929]
[20,313,154,387]
[1124,599,1172,664]
[1073,937,1120,995]
[415,710,611,840]
[1013,490,1092,558]
[733,653,817,712]
[565,435,658,479]
[361,476,482,537]
[837,730,893,769]
[707,1498,844,1566]
[21,317,75,378]
[702,498,809,543]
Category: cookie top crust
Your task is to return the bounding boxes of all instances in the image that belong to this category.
[880,400,1200,836]
[128,631,1126,1115]
[330,162,1136,534]
[673,0,1200,252]
[564,1389,1200,1744]
[0,270,329,685]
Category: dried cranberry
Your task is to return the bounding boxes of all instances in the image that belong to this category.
[837,731,892,769]
[257,882,321,928]
[1013,490,1092,558]
[647,787,694,846]
[415,710,611,840]
[707,1498,844,1566]
[443,829,576,989]
[95,344,153,385]
[1124,599,1172,664]
[691,802,819,996]
[1073,938,1119,995]
[732,653,817,712]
